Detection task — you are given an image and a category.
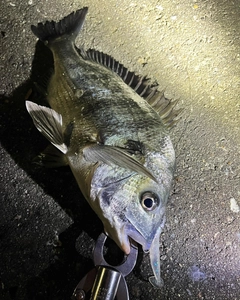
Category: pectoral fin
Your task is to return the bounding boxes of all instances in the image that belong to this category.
[26,101,68,154]
[83,143,157,182]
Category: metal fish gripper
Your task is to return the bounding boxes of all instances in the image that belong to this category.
[72,233,138,300]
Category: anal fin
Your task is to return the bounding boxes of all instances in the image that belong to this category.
[33,68,53,98]
[33,144,68,168]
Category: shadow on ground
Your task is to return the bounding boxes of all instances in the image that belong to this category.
[0,40,106,300]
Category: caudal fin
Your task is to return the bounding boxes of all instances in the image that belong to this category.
[31,7,88,44]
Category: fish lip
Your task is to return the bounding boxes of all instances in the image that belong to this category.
[125,222,152,252]
[124,211,166,253]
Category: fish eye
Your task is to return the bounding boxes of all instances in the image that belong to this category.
[140,192,159,211]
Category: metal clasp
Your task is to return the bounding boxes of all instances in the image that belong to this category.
[72,233,138,300]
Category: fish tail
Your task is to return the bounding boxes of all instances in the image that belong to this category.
[31,7,88,44]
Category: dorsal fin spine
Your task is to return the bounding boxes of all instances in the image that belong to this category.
[78,48,181,127]
[128,73,134,86]
[123,70,129,81]
[104,54,107,67]
[134,76,144,92]
[116,62,120,73]
[146,88,158,101]
[99,52,103,64]
[139,84,150,97]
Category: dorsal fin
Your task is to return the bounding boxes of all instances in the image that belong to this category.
[78,48,181,127]
[79,48,154,98]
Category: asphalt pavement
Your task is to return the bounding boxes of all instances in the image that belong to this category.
[0,1,239,299]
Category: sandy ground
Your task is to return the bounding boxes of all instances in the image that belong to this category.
[0,0,239,299]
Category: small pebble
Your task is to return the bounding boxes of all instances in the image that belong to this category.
[230,198,239,213]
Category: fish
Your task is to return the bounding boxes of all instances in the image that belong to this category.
[26,7,179,288]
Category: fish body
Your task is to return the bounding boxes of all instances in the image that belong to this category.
[26,8,177,287]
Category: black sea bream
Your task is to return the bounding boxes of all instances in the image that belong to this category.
[26,7,178,287]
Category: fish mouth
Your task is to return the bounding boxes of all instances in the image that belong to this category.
[104,215,163,288]
[124,222,164,289]
[121,222,154,254]
[104,220,152,256]
[118,221,164,288]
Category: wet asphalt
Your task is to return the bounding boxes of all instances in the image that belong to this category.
[0,1,239,299]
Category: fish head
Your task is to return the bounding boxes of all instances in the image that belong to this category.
[89,137,175,288]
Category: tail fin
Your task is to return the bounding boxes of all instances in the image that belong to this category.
[31,7,88,44]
